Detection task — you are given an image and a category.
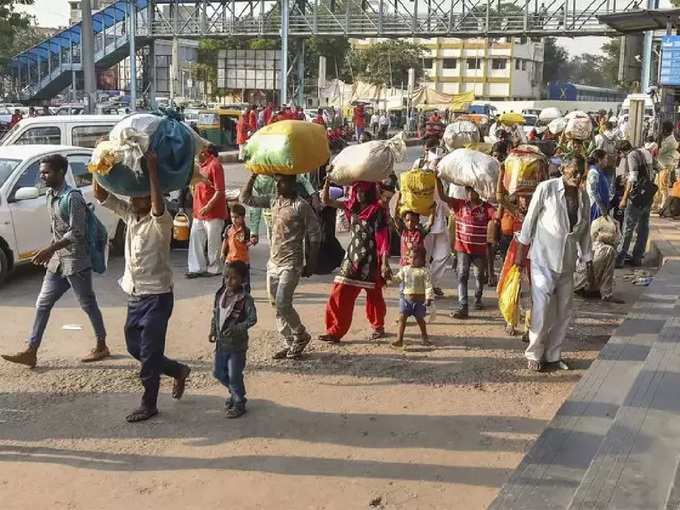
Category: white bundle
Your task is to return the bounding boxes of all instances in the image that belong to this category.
[108,113,163,175]
[539,107,562,124]
[443,121,480,150]
[565,112,593,141]
[548,117,568,135]
[328,132,406,185]
[591,216,621,246]
[436,148,500,201]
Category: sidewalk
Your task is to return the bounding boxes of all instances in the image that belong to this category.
[490,216,680,510]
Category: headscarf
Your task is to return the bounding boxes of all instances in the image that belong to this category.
[344,181,382,222]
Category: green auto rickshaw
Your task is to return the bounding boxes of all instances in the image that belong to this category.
[197,107,240,149]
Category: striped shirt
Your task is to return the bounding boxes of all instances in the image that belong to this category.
[448,199,495,256]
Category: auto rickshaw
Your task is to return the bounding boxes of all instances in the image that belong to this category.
[196,106,240,149]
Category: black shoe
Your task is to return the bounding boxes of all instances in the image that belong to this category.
[225,396,234,410]
[185,272,202,279]
[226,403,246,419]
[272,348,289,360]
[473,299,484,310]
[451,307,469,319]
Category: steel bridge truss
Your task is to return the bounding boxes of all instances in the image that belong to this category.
[144,0,640,39]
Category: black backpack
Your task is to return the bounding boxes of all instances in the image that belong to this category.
[629,150,658,209]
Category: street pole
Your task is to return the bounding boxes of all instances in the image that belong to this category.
[280,0,289,105]
[128,0,137,111]
[81,0,96,114]
[640,0,658,92]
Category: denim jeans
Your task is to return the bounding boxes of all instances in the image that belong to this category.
[28,268,106,349]
[617,203,651,265]
[267,265,308,350]
[457,252,485,307]
[213,349,247,404]
[125,292,187,409]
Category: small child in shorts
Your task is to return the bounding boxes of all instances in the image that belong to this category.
[390,249,433,349]
[222,203,251,292]
[210,260,257,418]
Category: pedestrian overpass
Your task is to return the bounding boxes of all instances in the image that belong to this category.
[6,0,642,102]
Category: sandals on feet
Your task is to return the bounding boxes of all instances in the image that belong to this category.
[318,334,341,344]
[527,359,543,372]
[369,329,386,340]
[81,347,110,363]
[172,366,191,400]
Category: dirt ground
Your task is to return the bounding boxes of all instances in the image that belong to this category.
[0,237,650,510]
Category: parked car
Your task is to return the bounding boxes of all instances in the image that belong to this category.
[0,145,122,286]
[0,114,124,149]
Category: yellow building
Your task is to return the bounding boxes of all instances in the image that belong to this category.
[353,37,544,101]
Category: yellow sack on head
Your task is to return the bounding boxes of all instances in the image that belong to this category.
[498,265,521,328]
[499,112,525,126]
[244,120,330,175]
[399,168,437,216]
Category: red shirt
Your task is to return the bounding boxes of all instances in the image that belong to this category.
[448,199,495,255]
[399,225,428,266]
[263,105,273,124]
[353,106,365,129]
[312,114,326,127]
[193,155,228,221]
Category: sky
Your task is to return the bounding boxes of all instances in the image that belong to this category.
[17,0,673,58]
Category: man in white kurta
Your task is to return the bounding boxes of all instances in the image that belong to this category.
[516,159,593,371]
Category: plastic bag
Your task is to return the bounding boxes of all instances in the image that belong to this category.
[94,115,197,198]
[443,121,480,150]
[565,112,593,140]
[245,120,330,175]
[436,148,500,201]
[672,181,680,199]
[498,265,521,327]
[539,107,562,123]
[328,132,405,185]
[591,216,621,246]
[503,145,548,197]
[499,112,525,126]
[399,168,437,216]
[548,117,567,135]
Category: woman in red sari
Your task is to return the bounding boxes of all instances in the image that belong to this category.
[319,180,391,342]
[236,107,251,161]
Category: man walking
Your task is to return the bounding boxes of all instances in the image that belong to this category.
[616,140,656,268]
[2,154,109,368]
[96,153,191,423]
[515,156,593,372]
[187,144,228,278]
[241,173,321,360]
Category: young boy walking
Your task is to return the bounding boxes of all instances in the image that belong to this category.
[241,173,321,360]
[391,249,433,349]
[210,260,257,418]
[222,203,251,292]
[95,153,191,423]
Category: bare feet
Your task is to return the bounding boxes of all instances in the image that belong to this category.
[370,329,386,340]
[421,337,432,346]
[126,407,159,423]
[2,348,37,368]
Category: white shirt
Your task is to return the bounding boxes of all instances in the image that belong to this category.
[101,195,174,296]
[625,148,654,184]
[370,114,379,125]
[379,114,390,127]
[517,177,592,274]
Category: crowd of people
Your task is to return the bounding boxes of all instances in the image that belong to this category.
[3,105,679,425]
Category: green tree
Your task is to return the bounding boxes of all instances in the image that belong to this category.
[304,35,351,82]
[0,0,35,67]
[350,40,425,87]
[542,37,569,85]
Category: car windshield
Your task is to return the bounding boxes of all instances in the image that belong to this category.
[524,116,538,126]
[0,122,21,144]
[0,158,21,188]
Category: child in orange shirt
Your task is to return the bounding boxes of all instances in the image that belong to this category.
[222,203,251,292]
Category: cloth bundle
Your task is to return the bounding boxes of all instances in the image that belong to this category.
[539,107,562,124]
[498,112,525,126]
[503,145,548,197]
[565,111,593,140]
[328,132,405,185]
[436,148,500,201]
[590,216,621,246]
[443,121,480,150]
[90,113,200,198]
[548,117,567,135]
[244,120,330,175]
[399,168,437,216]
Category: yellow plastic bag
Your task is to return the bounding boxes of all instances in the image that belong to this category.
[503,146,547,196]
[498,265,521,328]
[244,120,330,175]
[399,168,437,216]
[499,112,525,126]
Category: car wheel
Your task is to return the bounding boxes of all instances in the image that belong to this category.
[0,248,9,287]
[110,220,126,256]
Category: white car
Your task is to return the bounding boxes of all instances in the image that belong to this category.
[0,145,122,286]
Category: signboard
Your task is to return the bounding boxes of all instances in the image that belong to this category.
[660,35,680,86]
[217,49,281,91]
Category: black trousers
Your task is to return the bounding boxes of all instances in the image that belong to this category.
[125,292,185,409]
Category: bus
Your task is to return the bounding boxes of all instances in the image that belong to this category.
[546,82,626,103]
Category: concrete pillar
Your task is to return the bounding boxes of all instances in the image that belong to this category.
[81,0,97,114]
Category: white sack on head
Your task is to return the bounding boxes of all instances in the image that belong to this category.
[443,121,480,150]
[436,148,499,201]
[328,132,406,185]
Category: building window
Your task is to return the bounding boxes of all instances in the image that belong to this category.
[442,58,457,69]
[491,58,507,70]
[515,58,522,70]
[423,58,433,69]
[466,58,480,70]
[521,60,527,71]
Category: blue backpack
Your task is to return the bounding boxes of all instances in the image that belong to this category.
[57,189,109,274]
